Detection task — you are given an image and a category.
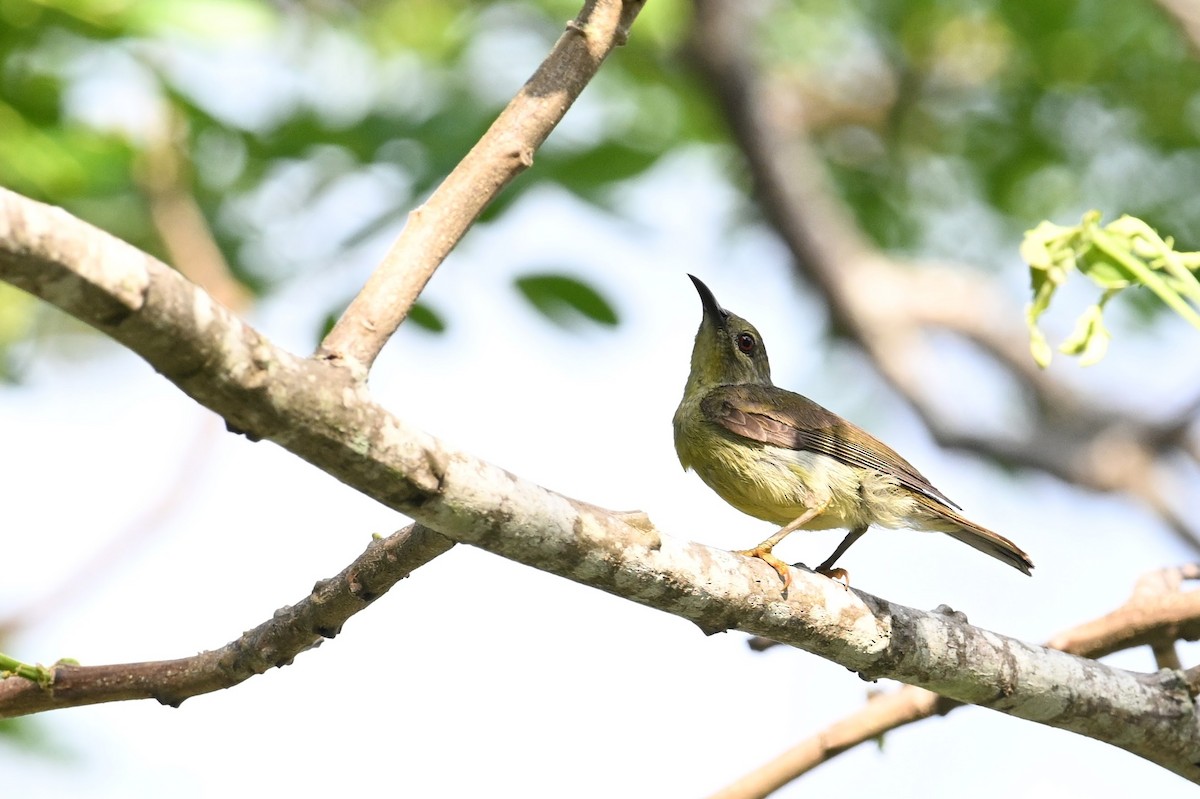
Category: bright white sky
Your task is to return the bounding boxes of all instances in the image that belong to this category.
[3,18,1200,799]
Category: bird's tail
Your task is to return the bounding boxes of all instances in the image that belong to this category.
[914,495,1034,575]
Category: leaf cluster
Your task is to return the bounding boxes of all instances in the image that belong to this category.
[1023,212,1200,366]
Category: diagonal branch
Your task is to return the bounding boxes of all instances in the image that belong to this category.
[3,188,1200,779]
[0,524,453,716]
[316,0,647,373]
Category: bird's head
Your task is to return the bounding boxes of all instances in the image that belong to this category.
[683,274,773,392]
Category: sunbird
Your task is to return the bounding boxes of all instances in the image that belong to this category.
[672,274,1034,586]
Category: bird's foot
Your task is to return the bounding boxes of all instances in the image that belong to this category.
[816,566,850,587]
[734,545,793,588]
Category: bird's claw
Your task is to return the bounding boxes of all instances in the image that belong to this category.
[817,566,850,588]
[734,546,793,588]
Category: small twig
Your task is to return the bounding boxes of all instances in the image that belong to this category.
[0,524,454,718]
[726,564,1200,798]
[317,0,647,373]
[1153,642,1184,671]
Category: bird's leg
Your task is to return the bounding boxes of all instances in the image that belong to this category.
[736,500,829,586]
[815,526,867,584]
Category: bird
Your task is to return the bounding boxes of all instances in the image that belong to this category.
[672,274,1034,587]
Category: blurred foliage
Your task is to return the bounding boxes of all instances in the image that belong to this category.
[1023,211,1200,366]
[757,0,1200,270]
[0,284,35,381]
[0,716,72,760]
[515,273,620,328]
[406,301,448,333]
[0,0,713,363]
[3,0,1200,369]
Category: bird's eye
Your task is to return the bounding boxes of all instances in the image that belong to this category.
[736,332,756,354]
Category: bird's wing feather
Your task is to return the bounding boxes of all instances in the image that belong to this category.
[701,384,961,510]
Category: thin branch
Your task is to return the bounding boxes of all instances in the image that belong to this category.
[316,0,647,373]
[1048,563,1200,656]
[3,188,1200,779]
[0,524,454,716]
[724,564,1200,798]
[708,688,951,799]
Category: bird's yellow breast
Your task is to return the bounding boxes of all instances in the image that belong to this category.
[673,398,916,532]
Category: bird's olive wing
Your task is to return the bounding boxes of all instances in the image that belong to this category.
[701,385,960,510]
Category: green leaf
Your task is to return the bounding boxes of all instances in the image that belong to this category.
[407,302,446,333]
[514,273,619,329]
[1025,303,1053,369]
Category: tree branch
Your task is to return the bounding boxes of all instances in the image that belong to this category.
[316,0,647,373]
[3,188,1200,779]
[708,687,951,799]
[724,564,1200,798]
[0,524,453,716]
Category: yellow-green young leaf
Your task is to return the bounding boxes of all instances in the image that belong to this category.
[1025,304,1054,368]
[1155,248,1200,305]
[1020,219,1076,275]
[1023,211,1200,367]
[1018,222,1056,271]
[1074,251,1133,289]
[1024,271,1058,368]
[1058,303,1110,366]
[1028,326,1053,368]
